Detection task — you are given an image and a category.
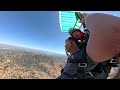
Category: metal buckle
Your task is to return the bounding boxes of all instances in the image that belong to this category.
[85,72,93,78]
[79,63,87,68]
[115,64,120,67]
[110,59,116,63]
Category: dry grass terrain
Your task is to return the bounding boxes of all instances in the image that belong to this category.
[0,49,65,79]
[0,44,120,79]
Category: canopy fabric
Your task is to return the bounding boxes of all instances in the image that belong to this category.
[59,11,82,33]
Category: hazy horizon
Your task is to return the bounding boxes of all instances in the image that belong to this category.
[0,42,66,55]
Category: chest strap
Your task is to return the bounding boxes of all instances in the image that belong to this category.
[69,59,87,68]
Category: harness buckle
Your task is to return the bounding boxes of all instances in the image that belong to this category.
[110,59,116,64]
[85,72,93,78]
[79,63,87,68]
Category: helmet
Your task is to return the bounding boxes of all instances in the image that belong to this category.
[69,28,82,36]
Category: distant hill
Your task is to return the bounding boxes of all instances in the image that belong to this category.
[0,43,67,60]
[0,43,66,79]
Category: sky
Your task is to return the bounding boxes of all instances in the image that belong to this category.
[0,11,120,55]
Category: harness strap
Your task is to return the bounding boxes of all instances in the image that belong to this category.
[67,49,118,79]
[82,72,94,79]
[62,72,78,79]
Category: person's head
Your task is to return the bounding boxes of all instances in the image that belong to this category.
[69,28,84,40]
[65,37,79,53]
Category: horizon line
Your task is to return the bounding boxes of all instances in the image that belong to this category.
[0,42,66,55]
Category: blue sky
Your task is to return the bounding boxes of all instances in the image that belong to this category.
[0,11,120,54]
